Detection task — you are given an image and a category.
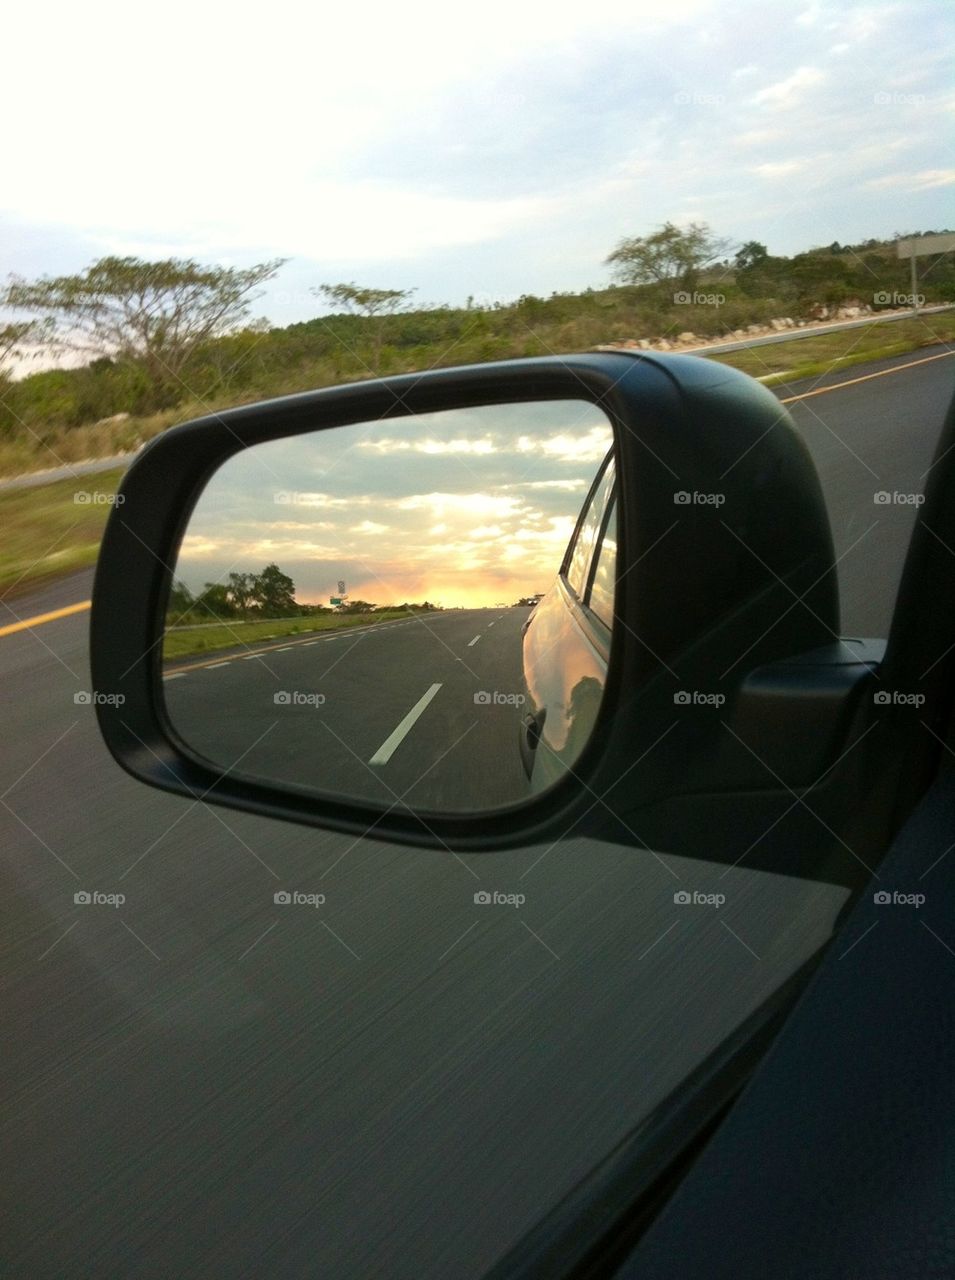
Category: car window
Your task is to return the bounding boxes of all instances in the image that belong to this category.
[587,495,617,627]
[566,454,615,597]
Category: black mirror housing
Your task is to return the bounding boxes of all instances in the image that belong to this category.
[91,352,836,851]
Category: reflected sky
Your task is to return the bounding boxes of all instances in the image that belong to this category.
[174,400,613,607]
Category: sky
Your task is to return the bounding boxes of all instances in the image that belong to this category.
[2,0,953,330]
[174,402,614,607]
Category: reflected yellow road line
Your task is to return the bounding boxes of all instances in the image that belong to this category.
[0,600,91,638]
[780,349,955,403]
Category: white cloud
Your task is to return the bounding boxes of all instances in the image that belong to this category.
[753,160,808,178]
[752,66,825,106]
[866,169,955,189]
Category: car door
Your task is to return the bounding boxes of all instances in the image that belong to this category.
[520,449,617,791]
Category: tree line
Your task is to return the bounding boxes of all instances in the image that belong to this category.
[167,566,440,624]
[2,226,953,442]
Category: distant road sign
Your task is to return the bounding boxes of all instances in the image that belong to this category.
[330,597,342,606]
[897,233,955,258]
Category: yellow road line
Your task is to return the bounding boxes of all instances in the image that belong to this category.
[0,599,91,638]
[780,349,955,403]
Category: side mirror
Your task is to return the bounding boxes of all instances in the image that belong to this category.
[91,352,842,852]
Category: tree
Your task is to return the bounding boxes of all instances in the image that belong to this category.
[255,563,297,616]
[3,255,286,404]
[165,578,196,619]
[734,241,769,272]
[605,221,733,293]
[226,571,257,616]
[312,282,416,372]
[0,320,50,389]
[193,583,235,618]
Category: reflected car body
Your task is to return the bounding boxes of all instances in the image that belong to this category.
[520,450,616,792]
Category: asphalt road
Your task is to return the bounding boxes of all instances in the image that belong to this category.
[164,608,530,811]
[1,347,951,1278]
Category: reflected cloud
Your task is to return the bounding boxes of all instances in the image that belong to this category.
[173,399,612,607]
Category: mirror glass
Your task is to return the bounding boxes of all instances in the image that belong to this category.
[161,400,616,814]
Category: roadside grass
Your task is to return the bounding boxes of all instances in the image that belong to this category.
[4,315,952,600]
[710,314,955,382]
[2,310,951,483]
[162,610,435,662]
[0,468,125,597]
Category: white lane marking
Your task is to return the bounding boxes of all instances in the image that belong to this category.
[242,654,262,660]
[273,647,293,652]
[467,635,481,647]
[488,621,495,627]
[369,683,443,766]
[303,641,320,646]
[207,662,231,669]
[163,672,186,681]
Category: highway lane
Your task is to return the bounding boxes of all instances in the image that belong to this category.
[164,608,531,810]
[1,348,952,1277]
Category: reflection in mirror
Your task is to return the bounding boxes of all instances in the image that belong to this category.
[162,400,615,815]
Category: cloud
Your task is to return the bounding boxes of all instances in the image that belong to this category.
[866,168,955,189]
[4,0,951,340]
[752,66,826,107]
[752,159,809,178]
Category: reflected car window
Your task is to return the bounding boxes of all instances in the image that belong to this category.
[566,455,615,597]
[587,496,617,627]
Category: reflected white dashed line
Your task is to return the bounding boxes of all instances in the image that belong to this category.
[467,635,481,647]
[369,683,443,765]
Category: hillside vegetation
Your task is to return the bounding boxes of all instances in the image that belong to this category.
[1,231,952,478]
